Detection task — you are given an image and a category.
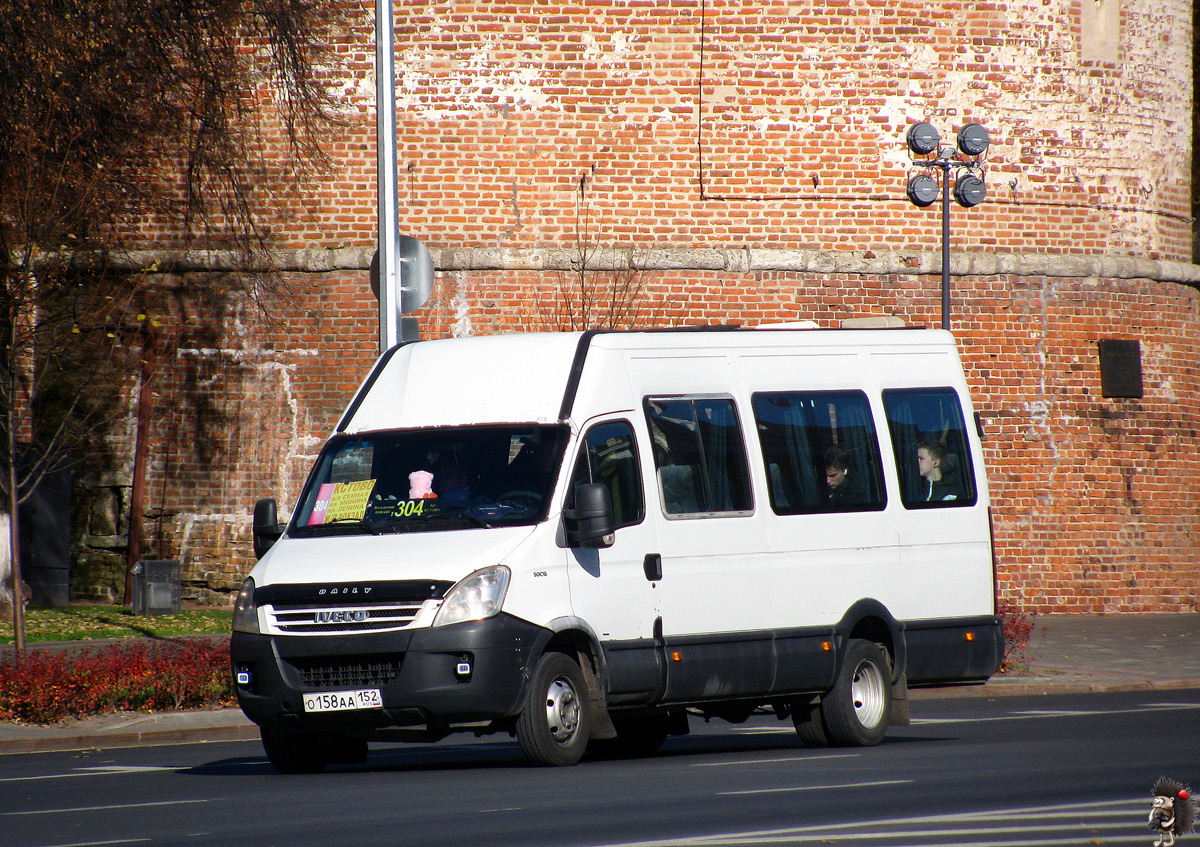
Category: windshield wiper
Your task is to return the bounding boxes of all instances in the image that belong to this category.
[322,517,382,535]
[375,509,493,531]
[442,509,492,529]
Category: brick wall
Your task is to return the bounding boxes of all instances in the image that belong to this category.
[71,0,1200,614]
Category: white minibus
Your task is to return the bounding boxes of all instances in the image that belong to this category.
[232,325,1004,771]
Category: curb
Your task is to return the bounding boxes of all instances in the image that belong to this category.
[912,677,1200,700]
[0,721,260,755]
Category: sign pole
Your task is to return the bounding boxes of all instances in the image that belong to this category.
[375,0,400,353]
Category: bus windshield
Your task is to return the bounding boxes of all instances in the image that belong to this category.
[289,424,569,536]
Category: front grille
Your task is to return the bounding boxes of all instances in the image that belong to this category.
[288,655,403,689]
[266,599,430,635]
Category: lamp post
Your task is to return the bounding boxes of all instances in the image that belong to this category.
[905,122,989,330]
[375,0,400,353]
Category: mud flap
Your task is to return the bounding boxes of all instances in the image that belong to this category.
[889,672,911,726]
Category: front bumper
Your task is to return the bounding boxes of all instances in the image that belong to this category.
[231,613,551,734]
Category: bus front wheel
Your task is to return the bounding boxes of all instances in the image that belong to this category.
[516,651,591,766]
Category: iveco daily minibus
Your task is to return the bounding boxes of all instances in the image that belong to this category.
[231,325,1004,771]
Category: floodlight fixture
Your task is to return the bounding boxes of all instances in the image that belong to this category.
[953,172,987,208]
[906,122,941,156]
[901,120,994,331]
[906,174,940,207]
[956,123,990,157]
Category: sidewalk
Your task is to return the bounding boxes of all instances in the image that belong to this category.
[962,611,1200,697]
[1,613,1197,754]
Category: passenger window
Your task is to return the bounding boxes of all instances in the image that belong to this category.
[751,391,887,514]
[644,397,753,516]
[882,389,978,508]
[568,421,645,529]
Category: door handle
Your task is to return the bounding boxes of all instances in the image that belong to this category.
[643,553,662,581]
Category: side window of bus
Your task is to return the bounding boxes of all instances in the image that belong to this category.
[751,391,887,514]
[568,421,645,529]
[882,388,978,508]
[644,396,753,516]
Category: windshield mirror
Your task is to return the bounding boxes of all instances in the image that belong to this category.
[290,424,569,537]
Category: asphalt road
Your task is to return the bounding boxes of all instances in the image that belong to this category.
[2,688,1197,847]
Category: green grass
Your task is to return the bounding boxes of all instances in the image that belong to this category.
[0,605,233,645]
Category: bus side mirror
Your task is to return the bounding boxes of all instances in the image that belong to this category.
[252,498,286,559]
[563,483,615,549]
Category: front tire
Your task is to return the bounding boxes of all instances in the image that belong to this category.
[820,639,891,746]
[516,652,591,766]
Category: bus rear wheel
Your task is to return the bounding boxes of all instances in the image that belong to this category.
[820,639,891,747]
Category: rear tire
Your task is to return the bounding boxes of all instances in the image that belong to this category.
[821,639,891,747]
[791,700,829,747]
[516,652,591,766]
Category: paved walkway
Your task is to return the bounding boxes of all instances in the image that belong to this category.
[1,612,1197,754]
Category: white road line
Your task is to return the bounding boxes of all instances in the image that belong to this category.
[0,765,185,783]
[693,753,858,767]
[2,798,212,817]
[913,701,1200,725]
[579,797,1147,847]
[28,840,150,847]
[74,766,182,774]
[717,778,911,796]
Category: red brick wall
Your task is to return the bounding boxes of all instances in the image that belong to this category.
[72,0,1200,614]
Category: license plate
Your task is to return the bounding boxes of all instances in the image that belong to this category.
[302,688,383,713]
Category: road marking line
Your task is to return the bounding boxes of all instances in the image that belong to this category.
[0,766,185,783]
[718,779,911,796]
[26,840,151,847]
[1,799,212,817]
[577,797,1146,847]
[913,701,1200,725]
[693,753,857,767]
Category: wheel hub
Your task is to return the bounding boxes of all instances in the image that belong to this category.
[850,659,887,728]
[544,676,581,744]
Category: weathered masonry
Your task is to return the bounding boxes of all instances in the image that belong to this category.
[75,0,1199,615]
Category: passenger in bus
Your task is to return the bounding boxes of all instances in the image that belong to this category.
[824,447,867,507]
[436,465,474,507]
[916,440,962,502]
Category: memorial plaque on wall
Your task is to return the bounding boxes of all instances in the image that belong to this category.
[1097,339,1143,399]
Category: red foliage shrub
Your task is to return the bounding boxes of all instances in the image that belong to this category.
[997,601,1035,674]
[0,639,234,724]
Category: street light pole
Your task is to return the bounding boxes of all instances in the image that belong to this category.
[905,123,990,332]
[939,156,951,330]
[376,0,400,354]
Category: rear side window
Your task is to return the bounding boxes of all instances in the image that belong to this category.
[568,421,645,530]
[751,391,887,514]
[644,397,753,516]
[882,388,978,508]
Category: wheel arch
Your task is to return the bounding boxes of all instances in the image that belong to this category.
[542,616,607,680]
[833,599,906,683]
[535,616,618,741]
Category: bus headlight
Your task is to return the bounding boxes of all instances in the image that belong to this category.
[433,566,510,627]
[232,577,260,634]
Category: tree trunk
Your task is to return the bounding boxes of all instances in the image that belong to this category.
[6,463,25,662]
